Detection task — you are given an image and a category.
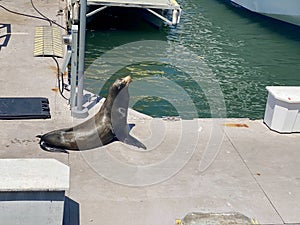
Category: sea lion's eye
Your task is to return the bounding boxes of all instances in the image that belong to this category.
[120,82,126,88]
[117,82,124,90]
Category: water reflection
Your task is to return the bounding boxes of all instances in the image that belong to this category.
[85,0,300,119]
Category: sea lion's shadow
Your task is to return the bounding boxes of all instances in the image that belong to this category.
[107,123,146,150]
[128,123,135,131]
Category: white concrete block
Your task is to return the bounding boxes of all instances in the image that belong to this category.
[0,159,70,225]
[264,86,300,133]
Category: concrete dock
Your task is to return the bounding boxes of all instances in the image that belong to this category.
[1,0,300,224]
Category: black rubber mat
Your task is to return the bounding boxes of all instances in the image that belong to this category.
[0,97,51,119]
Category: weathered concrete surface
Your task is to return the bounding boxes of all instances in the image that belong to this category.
[0,159,69,225]
[0,158,69,191]
[68,118,299,225]
[0,191,66,225]
[0,0,70,167]
[1,1,300,225]
[224,119,300,224]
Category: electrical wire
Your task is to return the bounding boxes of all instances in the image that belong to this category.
[30,0,52,26]
[52,57,69,101]
[0,4,67,31]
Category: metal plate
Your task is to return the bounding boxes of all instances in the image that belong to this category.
[0,97,51,119]
[34,26,63,58]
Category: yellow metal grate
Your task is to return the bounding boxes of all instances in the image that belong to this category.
[34,26,63,58]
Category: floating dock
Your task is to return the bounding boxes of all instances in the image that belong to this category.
[67,0,181,26]
[86,0,180,10]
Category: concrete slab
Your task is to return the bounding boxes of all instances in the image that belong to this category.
[0,0,67,114]
[0,158,69,191]
[0,191,66,225]
[0,158,69,225]
[0,0,70,165]
[68,119,282,225]
[224,119,300,223]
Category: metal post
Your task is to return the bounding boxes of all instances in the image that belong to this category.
[61,50,72,77]
[77,0,86,112]
[72,0,88,118]
[70,25,78,109]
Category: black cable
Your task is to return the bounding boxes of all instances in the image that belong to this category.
[30,0,52,26]
[52,57,69,101]
[0,4,67,31]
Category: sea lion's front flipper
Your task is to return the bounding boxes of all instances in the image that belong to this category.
[122,135,146,150]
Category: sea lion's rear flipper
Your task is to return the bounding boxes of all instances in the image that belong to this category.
[37,137,69,154]
[122,135,146,150]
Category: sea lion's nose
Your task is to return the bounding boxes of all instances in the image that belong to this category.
[123,76,132,84]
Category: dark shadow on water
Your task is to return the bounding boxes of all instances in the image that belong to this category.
[218,0,300,41]
[87,6,162,30]
[63,196,80,225]
[0,24,11,51]
[84,7,168,69]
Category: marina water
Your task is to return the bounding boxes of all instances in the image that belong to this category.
[84,0,300,119]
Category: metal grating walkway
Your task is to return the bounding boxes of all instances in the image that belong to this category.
[34,26,63,58]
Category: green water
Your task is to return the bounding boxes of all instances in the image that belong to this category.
[84,0,300,119]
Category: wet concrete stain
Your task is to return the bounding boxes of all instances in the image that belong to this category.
[223,123,249,128]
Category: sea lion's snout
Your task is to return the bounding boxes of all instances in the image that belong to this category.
[123,75,132,85]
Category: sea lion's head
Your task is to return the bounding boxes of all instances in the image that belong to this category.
[108,76,132,99]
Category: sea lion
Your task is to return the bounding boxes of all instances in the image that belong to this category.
[37,76,146,153]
